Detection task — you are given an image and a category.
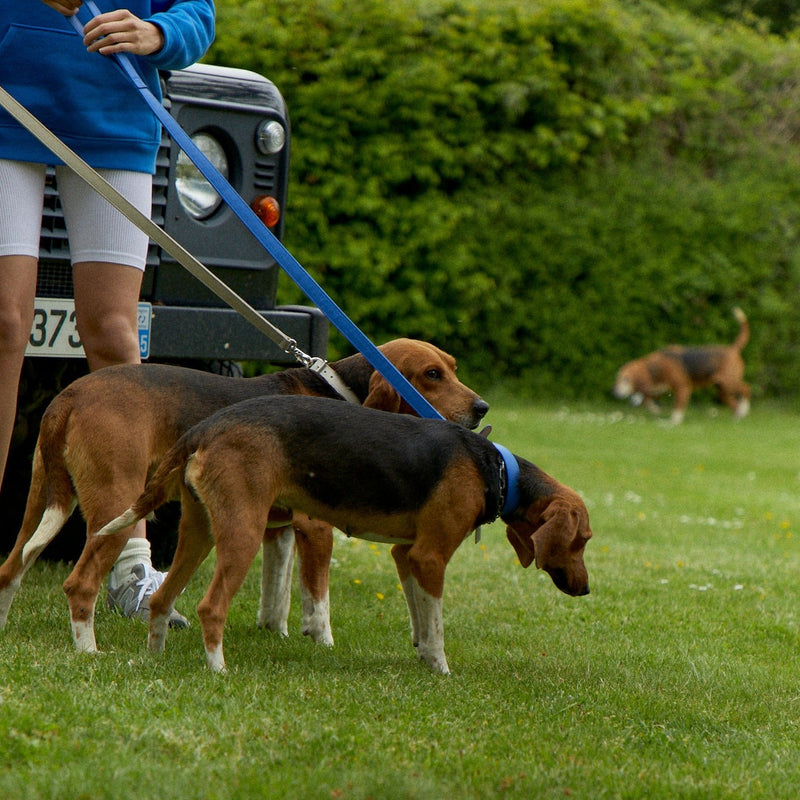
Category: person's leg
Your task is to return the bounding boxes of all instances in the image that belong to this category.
[59,167,187,627]
[60,166,147,371]
[0,256,37,481]
[0,161,47,485]
[71,259,142,369]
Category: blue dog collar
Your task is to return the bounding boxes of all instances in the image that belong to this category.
[493,443,521,518]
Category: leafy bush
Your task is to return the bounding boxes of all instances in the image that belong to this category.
[209,0,800,399]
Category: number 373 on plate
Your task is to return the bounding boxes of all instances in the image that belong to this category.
[26,298,152,359]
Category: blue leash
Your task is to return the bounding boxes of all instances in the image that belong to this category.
[69,2,442,421]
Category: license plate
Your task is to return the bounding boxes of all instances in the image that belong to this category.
[26,298,152,359]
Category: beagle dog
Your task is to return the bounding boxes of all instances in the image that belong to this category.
[0,339,488,653]
[95,395,592,675]
[613,308,750,424]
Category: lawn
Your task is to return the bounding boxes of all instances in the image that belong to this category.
[1,399,799,799]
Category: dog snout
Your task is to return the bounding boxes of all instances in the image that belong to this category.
[612,378,632,400]
[472,397,490,423]
[458,396,490,430]
[549,566,590,597]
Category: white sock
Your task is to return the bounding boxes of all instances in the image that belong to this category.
[110,538,153,585]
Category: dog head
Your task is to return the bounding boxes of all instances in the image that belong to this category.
[505,477,591,597]
[365,338,489,429]
[612,360,643,401]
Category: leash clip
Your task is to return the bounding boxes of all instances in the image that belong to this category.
[306,356,361,405]
[281,343,359,404]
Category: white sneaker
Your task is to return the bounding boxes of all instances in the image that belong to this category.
[106,563,189,628]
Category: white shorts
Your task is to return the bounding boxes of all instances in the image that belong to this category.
[0,159,151,270]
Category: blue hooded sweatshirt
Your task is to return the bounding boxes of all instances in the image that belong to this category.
[0,0,215,173]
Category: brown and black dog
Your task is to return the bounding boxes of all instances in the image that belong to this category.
[613,308,751,424]
[0,339,488,652]
[95,395,592,674]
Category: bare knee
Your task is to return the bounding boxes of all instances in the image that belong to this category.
[0,306,35,357]
[76,313,140,368]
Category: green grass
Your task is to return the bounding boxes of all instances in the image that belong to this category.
[2,399,800,799]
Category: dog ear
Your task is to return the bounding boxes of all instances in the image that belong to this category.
[506,495,591,596]
[506,523,536,568]
[529,503,571,572]
[363,371,402,412]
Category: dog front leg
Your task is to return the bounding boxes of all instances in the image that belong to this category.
[643,398,661,415]
[258,525,295,636]
[671,384,692,424]
[294,515,334,646]
[410,581,449,675]
[392,544,449,674]
[406,546,450,674]
[391,544,421,647]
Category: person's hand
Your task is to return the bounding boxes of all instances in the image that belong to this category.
[83,9,164,56]
[40,0,83,15]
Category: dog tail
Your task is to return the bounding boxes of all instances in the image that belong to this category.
[19,396,80,567]
[732,307,749,352]
[38,394,77,518]
[95,438,193,538]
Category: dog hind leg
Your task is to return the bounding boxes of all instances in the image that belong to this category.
[148,493,213,653]
[63,527,130,653]
[198,511,269,672]
[717,381,751,419]
[0,444,72,627]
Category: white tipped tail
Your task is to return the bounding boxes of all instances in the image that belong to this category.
[96,508,141,537]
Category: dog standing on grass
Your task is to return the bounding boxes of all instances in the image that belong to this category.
[96,395,592,675]
[613,307,751,424]
[0,339,488,653]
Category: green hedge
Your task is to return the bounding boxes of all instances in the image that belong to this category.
[209,0,800,400]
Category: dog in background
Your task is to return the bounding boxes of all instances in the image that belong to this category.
[0,339,488,653]
[95,396,592,675]
[613,308,750,424]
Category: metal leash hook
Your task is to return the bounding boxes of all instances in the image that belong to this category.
[284,343,360,404]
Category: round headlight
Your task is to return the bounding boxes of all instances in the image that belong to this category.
[175,132,228,219]
[256,120,286,155]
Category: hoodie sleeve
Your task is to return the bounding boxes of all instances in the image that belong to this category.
[145,0,215,71]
